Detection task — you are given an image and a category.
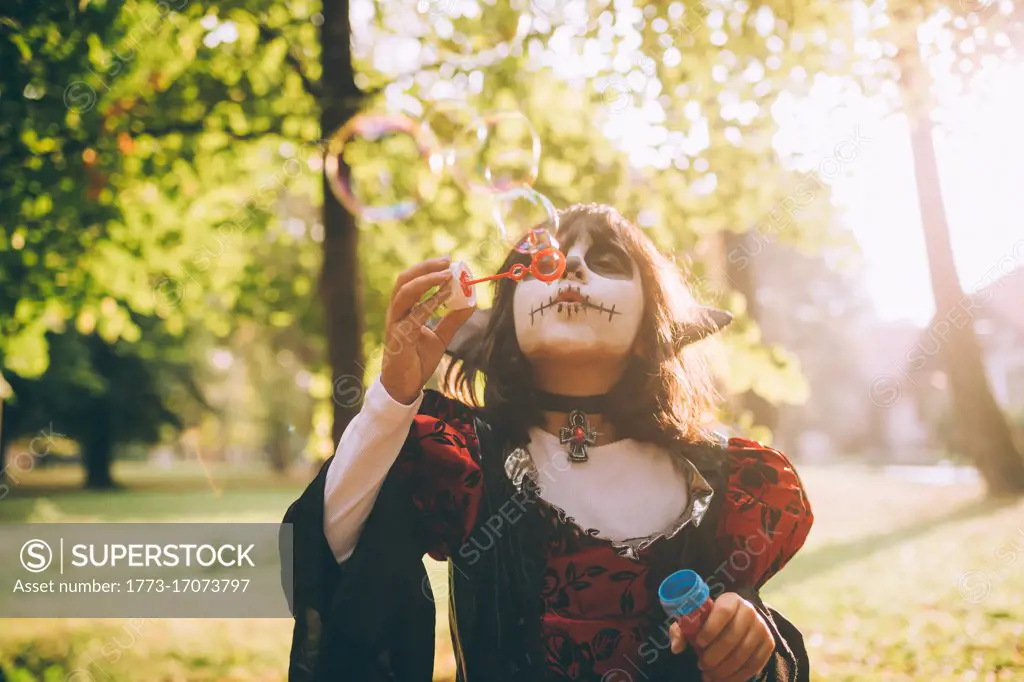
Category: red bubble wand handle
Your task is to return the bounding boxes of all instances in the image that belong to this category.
[459,248,565,298]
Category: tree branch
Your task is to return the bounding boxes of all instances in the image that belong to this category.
[257,23,322,99]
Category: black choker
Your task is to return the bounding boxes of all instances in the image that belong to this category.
[535,391,608,414]
[535,391,607,463]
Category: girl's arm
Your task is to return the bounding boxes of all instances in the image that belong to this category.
[321,378,484,564]
[283,384,482,681]
[284,256,478,681]
[322,376,424,563]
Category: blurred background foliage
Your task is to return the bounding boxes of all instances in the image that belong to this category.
[3,1,1024,680]
[1,0,1022,489]
[0,0,837,484]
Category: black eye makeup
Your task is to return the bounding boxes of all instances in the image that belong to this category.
[585,244,633,278]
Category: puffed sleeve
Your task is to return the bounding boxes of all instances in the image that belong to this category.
[716,437,813,590]
[392,389,484,560]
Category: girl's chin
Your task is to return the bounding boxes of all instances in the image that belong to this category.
[515,319,639,362]
[520,340,632,362]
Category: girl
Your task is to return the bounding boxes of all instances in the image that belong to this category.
[283,204,813,682]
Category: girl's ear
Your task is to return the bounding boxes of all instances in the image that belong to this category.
[673,308,734,349]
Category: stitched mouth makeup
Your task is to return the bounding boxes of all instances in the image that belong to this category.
[513,231,643,359]
[528,284,622,325]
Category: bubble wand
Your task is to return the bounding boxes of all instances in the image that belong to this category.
[456,247,566,299]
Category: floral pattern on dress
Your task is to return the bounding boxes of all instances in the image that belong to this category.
[715,438,814,591]
[391,391,483,561]
[534,490,681,680]
[390,398,814,679]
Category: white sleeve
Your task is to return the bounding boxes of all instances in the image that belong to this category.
[323,376,425,563]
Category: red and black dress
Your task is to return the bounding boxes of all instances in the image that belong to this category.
[283,391,813,682]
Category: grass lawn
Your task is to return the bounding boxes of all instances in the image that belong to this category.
[0,461,1021,681]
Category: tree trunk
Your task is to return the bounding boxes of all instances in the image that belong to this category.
[722,231,780,433]
[267,422,290,473]
[84,418,116,489]
[899,45,1024,495]
[320,0,366,446]
[0,394,8,486]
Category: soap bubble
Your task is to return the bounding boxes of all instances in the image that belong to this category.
[452,110,541,195]
[478,111,541,193]
[493,186,559,245]
[421,98,483,189]
[422,99,479,159]
[324,114,444,222]
[424,0,533,68]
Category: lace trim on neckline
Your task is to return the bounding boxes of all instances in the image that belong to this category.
[503,445,715,561]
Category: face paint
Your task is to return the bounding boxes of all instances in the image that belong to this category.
[513,232,644,360]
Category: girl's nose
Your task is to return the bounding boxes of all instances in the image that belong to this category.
[562,255,587,282]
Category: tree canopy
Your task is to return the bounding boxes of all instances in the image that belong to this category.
[10,0,1007,476]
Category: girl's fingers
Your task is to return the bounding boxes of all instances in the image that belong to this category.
[669,621,687,654]
[391,270,452,321]
[695,593,742,649]
[407,280,454,326]
[703,621,761,681]
[699,605,751,672]
[728,638,775,682]
[392,257,451,296]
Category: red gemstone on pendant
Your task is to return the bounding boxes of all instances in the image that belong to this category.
[574,426,584,440]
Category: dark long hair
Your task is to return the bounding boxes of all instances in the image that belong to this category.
[443,203,720,448]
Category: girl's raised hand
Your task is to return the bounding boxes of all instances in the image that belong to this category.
[380,256,476,405]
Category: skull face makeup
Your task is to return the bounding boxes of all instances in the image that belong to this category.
[513,231,644,361]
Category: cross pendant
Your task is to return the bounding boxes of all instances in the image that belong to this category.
[559,410,598,463]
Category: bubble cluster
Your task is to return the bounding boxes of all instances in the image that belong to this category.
[327,105,552,236]
[323,4,563,253]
